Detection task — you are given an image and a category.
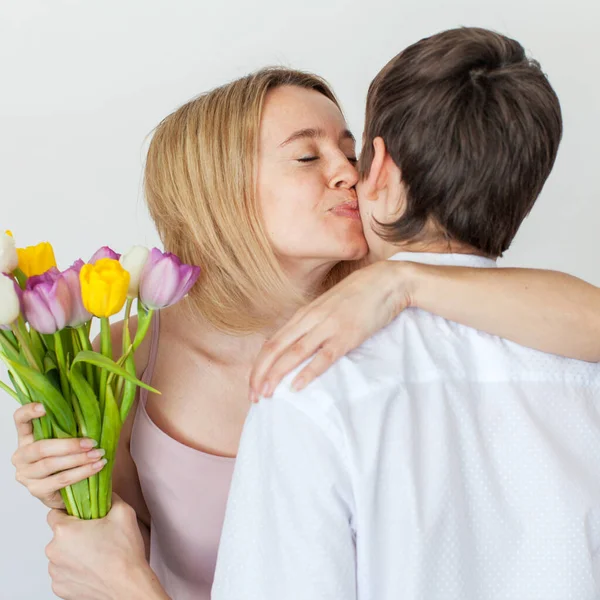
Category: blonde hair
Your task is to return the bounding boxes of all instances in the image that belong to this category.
[144,67,343,333]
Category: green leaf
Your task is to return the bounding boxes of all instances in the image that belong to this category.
[4,358,77,437]
[43,353,58,375]
[0,334,22,364]
[98,385,121,518]
[29,330,46,361]
[42,355,63,393]
[50,420,73,439]
[7,372,47,440]
[68,365,102,443]
[0,378,19,402]
[72,351,160,395]
[41,333,56,352]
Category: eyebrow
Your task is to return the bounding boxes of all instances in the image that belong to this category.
[279,128,356,148]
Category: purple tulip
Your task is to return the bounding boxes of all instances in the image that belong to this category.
[61,259,92,327]
[139,248,201,310]
[22,268,72,334]
[88,246,121,264]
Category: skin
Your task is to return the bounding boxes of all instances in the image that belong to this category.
[258,85,367,281]
[9,86,600,600]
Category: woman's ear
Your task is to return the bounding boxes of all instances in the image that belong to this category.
[363,137,389,201]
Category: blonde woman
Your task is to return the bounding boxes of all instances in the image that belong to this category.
[11,68,599,600]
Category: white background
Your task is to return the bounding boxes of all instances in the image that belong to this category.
[1,1,599,598]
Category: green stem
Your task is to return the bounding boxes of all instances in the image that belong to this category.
[123,298,133,355]
[29,329,46,358]
[11,322,42,372]
[114,298,134,404]
[13,268,27,290]
[89,474,99,519]
[132,305,154,351]
[53,332,71,401]
[99,318,112,414]
[61,486,81,519]
[76,324,96,389]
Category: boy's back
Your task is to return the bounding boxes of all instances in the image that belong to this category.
[216,253,600,600]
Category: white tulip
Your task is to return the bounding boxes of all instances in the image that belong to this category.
[120,245,150,298]
[0,232,18,274]
[0,274,20,327]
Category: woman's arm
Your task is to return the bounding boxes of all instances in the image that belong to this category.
[249,261,600,401]
[414,264,600,362]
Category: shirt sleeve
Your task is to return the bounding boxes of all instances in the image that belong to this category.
[212,394,356,600]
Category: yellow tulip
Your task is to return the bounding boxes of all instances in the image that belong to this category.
[17,241,57,277]
[80,258,130,318]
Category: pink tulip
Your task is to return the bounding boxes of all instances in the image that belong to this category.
[22,268,72,334]
[61,259,92,327]
[139,248,201,310]
[88,246,121,264]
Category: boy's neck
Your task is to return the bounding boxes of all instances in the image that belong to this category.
[368,238,489,263]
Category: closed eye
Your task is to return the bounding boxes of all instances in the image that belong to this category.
[297,156,358,164]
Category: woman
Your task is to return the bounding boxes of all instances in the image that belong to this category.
[12,67,600,600]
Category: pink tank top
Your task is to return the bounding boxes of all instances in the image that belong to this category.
[130,311,236,600]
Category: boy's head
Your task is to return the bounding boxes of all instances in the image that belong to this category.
[357,27,562,260]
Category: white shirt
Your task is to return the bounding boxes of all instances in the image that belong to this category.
[213,253,600,600]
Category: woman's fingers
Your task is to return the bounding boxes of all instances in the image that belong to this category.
[12,437,98,468]
[27,459,107,499]
[290,343,341,392]
[253,326,333,401]
[20,449,106,480]
[250,310,323,399]
[13,403,46,447]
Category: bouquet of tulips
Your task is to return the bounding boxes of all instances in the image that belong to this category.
[0,231,200,519]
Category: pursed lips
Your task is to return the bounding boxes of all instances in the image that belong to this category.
[329,199,361,219]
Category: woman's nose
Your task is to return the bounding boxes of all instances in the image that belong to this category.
[331,158,359,190]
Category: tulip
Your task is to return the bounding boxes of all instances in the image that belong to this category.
[119,246,150,298]
[80,258,129,318]
[61,260,92,327]
[17,241,57,278]
[22,269,72,334]
[139,248,201,310]
[0,274,21,328]
[88,246,121,264]
[0,231,18,274]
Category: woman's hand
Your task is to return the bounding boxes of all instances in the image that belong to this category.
[249,260,417,401]
[46,494,168,600]
[11,403,107,509]
[250,258,600,403]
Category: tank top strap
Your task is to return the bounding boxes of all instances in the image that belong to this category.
[139,309,161,407]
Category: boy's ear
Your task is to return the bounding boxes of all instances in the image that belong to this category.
[363,137,390,201]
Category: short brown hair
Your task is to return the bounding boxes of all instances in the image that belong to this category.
[359,27,563,257]
[145,68,341,333]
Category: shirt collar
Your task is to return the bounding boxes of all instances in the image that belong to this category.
[388,252,498,269]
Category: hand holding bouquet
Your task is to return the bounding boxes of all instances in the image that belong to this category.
[0,232,200,519]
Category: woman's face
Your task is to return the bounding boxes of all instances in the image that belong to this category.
[257,85,368,277]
